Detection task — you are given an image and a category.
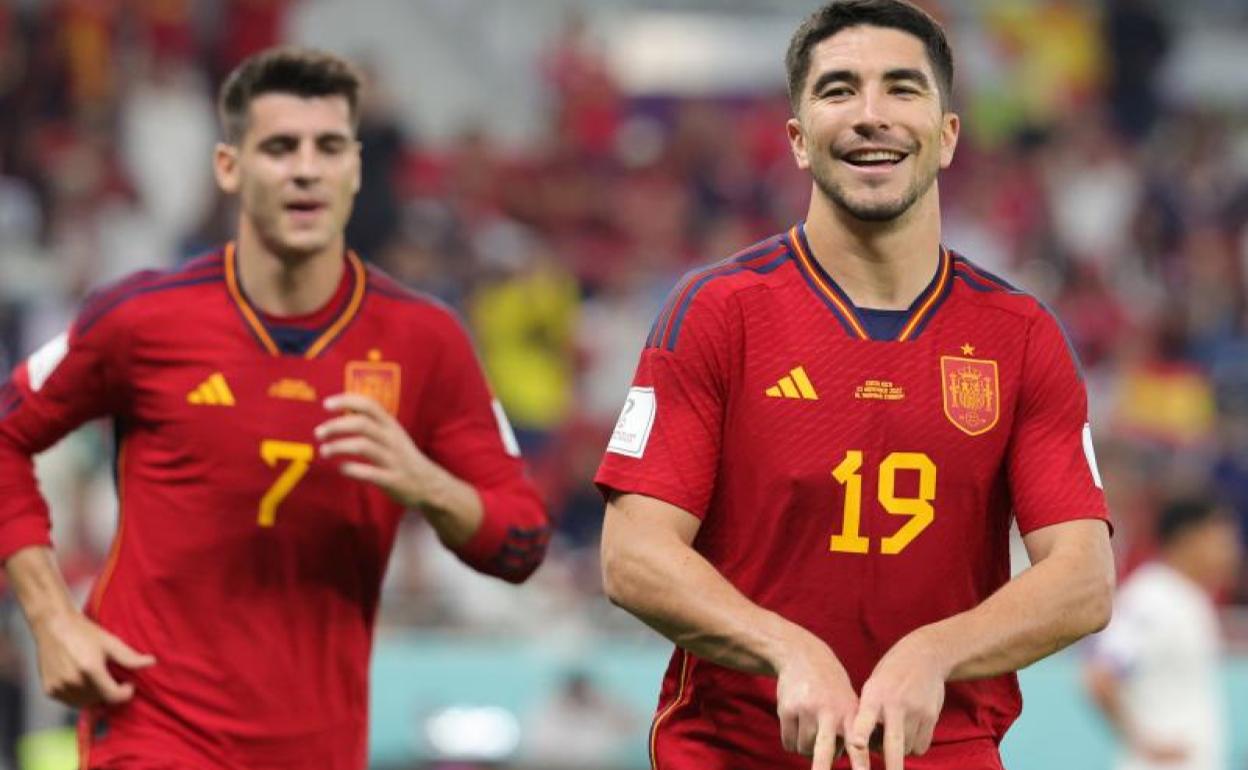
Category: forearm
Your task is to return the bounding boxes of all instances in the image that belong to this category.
[4,546,78,630]
[415,463,484,549]
[602,517,819,677]
[918,530,1113,681]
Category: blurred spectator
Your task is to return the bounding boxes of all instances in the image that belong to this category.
[346,61,407,262]
[522,669,637,766]
[1084,497,1241,770]
[468,220,578,457]
[1103,0,1171,143]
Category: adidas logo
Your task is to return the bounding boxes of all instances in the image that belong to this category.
[765,366,819,400]
[187,372,236,406]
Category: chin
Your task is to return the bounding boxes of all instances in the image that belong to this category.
[274,231,335,258]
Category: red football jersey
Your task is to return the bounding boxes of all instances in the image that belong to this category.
[0,244,549,769]
[595,225,1109,770]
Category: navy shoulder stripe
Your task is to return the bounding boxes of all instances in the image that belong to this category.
[366,266,446,310]
[77,257,225,337]
[952,254,1086,380]
[951,254,1022,294]
[647,236,791,352]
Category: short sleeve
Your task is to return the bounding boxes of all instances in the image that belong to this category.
[594,288,733,518]
[1007,308,1110,534]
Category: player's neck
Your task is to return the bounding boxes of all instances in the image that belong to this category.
[234,229,347,317]
[803,189,942,311]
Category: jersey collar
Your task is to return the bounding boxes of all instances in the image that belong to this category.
[787,223,952,342]
[223,242,367,358]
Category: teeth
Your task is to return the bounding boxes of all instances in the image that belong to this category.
[847,150,903,162]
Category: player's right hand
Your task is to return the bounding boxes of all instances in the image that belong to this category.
[31,608,156,707]
[774,632,859,770]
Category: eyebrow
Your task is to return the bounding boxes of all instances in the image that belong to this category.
[809,67,933,96]
[255,130,353,146]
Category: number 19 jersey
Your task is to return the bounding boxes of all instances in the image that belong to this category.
[595,225,1109,770]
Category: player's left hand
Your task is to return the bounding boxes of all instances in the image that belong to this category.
[316,393,436,508]
[846,629,948,770]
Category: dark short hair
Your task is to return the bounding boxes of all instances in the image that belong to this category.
[217,47,362,143]
[1156,498,1234,546]
[785,0,954,113]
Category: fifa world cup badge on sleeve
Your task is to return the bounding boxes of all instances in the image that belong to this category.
[608,387,657,458]
[941,355,999,436]
[345,349,402,416]
[27,332,69,391]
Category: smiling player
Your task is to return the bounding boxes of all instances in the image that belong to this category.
[597,2,1114,769]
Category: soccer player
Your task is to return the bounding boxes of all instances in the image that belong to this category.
[1084,498,1239,770]
[596,2,1115,769]
[0,48,549,769]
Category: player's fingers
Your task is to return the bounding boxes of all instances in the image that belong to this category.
[319,437,391,465]
[911,714,936,756]
[338,461,397,488]
[778,707,799,753]
[101,632,156,670]
[846,703,879,770]
[810,713,838,770]
[314,414,381,441]
[796,710,823,756]
[324,393,391,422]
[883,706,905,770]
[84,665,134,705]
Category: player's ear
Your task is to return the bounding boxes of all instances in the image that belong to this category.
[350,139,362,195]
[214,142,241,195]
[939,111,959,170]
[786,116,810,170]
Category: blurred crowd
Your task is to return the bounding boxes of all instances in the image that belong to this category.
[1,0,1248,765]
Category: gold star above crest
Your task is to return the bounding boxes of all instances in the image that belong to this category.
[961,343,975,356]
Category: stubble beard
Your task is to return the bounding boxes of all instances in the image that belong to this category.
[811,153,939,223]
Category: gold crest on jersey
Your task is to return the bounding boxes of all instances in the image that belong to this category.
[345,349,402,416]
[941,356,999,436]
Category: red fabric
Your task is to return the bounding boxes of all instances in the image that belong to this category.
[595,228,1109,768]
[0,247,547,769]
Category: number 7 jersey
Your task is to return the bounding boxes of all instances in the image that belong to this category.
[595,225,1109,769]
[0,245,549,770]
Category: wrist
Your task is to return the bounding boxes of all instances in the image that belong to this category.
[762,614,831,678]
[906,623,957,681]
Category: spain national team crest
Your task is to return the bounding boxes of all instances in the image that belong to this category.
[345,349,402,416]
[940,356,999,436]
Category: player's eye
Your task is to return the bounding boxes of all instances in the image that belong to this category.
[319,137,347,154]
[259,138,296,155]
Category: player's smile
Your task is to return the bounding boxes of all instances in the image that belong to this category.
[838,145,912,178]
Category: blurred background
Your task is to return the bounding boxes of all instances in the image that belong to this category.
[1,0,1247,768]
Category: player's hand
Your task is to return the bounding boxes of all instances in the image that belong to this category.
[774,631,859,770]
[317,392,435,508]
[846,629,947,770]
[30,608,156,707]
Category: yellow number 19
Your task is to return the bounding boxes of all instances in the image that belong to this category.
[830,451,936,555]
[258,440,315,527]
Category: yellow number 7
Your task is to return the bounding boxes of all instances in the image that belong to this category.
[258,440,315,527]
